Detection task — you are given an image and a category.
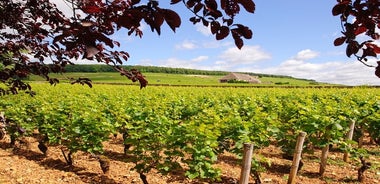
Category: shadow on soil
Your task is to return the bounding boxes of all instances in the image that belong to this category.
[217,154,240,167]
[298,171,321,179]
[264,162,291,174]
[103,149,133,162]
[103,148,242,184]
[0,139,119,184]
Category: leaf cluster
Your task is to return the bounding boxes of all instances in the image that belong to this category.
[1,0,255,94]
[332,0,380,77]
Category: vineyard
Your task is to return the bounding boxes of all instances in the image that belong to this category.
[0,83,379,183]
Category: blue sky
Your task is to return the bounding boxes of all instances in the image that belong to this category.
[57,0,380,85]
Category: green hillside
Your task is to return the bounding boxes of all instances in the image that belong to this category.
[27,72,331,87]
[25,64,336,86]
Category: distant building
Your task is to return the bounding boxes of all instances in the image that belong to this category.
[219,73,261,83]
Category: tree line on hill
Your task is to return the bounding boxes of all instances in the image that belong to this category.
[63,64,298,79]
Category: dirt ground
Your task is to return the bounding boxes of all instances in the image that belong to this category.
[0,134,379,184]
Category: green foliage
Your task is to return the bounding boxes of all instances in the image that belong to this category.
[274,81,290,85]
[0,84,378,180]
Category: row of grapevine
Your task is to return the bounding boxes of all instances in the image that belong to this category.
[0,84,379,182]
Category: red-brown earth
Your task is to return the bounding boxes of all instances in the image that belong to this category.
[0,134,379,184]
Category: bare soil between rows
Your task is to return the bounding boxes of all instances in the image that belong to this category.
[0,134,379,184]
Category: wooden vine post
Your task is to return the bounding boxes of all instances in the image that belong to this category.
[343,120,356,162]
[239,143,254,184]
[319,145,329,176]
[288,132,307,184]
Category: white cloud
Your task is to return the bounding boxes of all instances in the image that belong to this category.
[175,39,232,50]
[51,0,76,17]
[195,24,211,36]
[253,58,380,85]
[215,60,227,65]
[152,57,206,69]
[175,40,197,50]
[293,49,319,60]
[278,59,324,72]
[138,59,155,66]
[202,40,233,49]
[219,45,271,64]
[229,48,380,85]
[138,56,234,72]
[191,56,208,62]
[136,37,380,85]
[74,58,106,64]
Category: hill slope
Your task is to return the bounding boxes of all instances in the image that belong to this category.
[28,72,330,86]
[27,64,333,86]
